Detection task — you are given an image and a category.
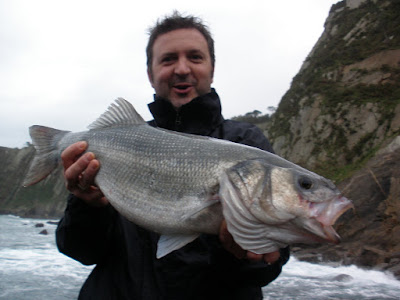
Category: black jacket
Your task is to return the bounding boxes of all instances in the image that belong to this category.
[56,89,289,300]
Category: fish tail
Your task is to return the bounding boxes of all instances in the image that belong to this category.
[23,125,70,187]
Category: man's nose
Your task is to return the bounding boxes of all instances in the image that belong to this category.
[174,58,191,75]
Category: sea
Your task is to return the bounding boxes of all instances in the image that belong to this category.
[1,214,400,300]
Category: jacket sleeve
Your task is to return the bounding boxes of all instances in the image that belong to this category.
[56,194,118,265]
[236,122,274,153]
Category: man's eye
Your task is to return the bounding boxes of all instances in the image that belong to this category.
[161,56,175,63]
[191,55,203,61]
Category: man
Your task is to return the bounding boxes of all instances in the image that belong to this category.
[57,11,289,300]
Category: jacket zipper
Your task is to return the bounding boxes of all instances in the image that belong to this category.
[175,111,182,131]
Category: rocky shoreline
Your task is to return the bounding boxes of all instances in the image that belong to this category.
[292,245,400,281]
[292,141,400,280]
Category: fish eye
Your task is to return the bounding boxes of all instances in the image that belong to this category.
[298,177,313,190]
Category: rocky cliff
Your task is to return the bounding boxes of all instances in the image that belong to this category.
[0,146,68,218]
[268,0,400,177]
[264,0,400,278]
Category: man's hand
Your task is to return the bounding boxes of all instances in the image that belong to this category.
[61,141,108,207]
[219,220,280,264]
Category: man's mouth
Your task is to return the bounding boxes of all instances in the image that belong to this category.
[172,83,193,94]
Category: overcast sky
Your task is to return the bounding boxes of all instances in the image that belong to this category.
[0,0,339,148]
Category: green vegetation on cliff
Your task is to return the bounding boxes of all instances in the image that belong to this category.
[266,0,400,182]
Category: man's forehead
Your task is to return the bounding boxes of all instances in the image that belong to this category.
[153,28,208,54]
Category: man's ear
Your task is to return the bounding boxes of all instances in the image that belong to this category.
[147,68,154,87]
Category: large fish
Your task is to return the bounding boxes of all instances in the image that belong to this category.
[24,98,353,258]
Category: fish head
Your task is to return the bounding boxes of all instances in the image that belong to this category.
[269,166,354,244]
[221,159,353,247]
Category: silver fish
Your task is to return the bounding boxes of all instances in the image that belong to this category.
[24,98,353,258]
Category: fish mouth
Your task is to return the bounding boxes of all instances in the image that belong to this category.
[306,196,354,243]
[321,224,341,244]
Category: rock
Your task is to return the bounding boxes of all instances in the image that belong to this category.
[47,221,59,226]
[35,223,44,228]
[387,264,400,279]
[39,229,48,235]
[346,0,367,10]
[331,274,353,282]
[375,263,389,271]
[291,146,400,279]
[0,145,68,219]
[293,252,323,264]
[377,135,400,155]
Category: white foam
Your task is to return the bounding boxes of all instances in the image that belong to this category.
[263,257,400,299]
[2,215,399,300]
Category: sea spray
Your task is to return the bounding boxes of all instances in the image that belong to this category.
[1,215,399,300]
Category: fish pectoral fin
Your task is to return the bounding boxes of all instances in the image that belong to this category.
[157,234,199,258]
[180,198,220,220]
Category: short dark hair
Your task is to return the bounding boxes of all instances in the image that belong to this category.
[146,11,215,71]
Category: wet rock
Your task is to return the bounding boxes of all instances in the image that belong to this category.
[35,223,44,228]
[331,274,353,282]
[39,229,48,235]
[387,264,400,279]
[47,221,59,226]
[293,146,400,280]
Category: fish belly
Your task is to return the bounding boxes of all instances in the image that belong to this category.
[81,125,248,235]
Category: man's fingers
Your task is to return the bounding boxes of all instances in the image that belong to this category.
[59,141,107,207]
[64,152,99,192]
[79,159,100,189]
[245,250,280,265]
[71,186,108,207]
[82,188,108,207]
[246,252,263,262]
[219,220,246,259]
[61,141,88,170]
[218,220,232,244]
[246,250,280,264]
[219,220,282,264]
[263,251,280,264]
[64,152,95,182]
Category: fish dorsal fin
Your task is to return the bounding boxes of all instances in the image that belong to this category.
[88,98,146,130]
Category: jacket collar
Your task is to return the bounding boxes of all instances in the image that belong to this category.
[147,88,224,135]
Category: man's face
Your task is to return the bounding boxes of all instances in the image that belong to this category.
[148,28,214,109]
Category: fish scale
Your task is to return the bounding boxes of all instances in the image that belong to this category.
[23,98,353,258]
[84,125,257,234]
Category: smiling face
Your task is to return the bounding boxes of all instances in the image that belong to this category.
[147,28,214,109]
